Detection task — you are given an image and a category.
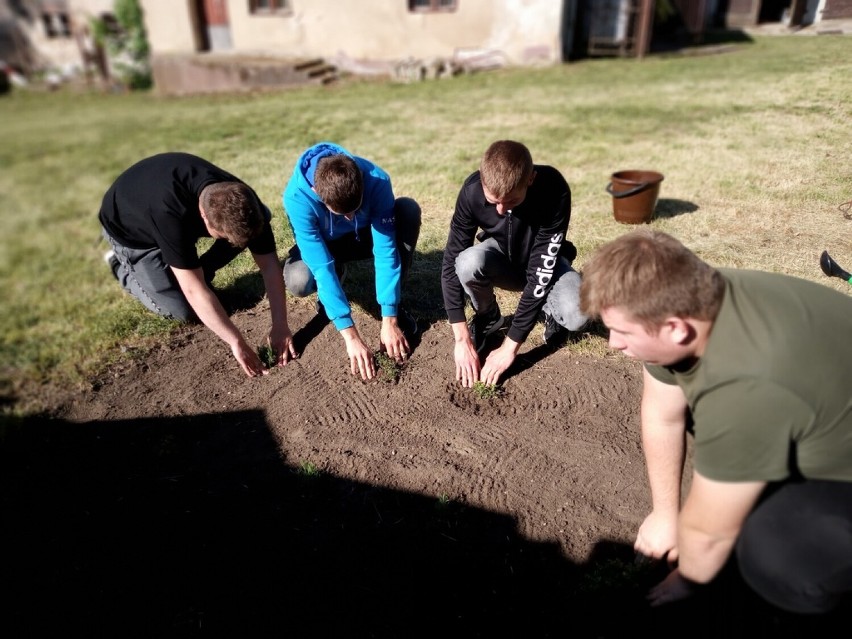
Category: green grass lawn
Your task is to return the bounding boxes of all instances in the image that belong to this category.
[2,35,851,413]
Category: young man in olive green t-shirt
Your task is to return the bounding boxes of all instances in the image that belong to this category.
[580,229,852,617]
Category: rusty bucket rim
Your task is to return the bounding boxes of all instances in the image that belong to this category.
[610,169,665,186]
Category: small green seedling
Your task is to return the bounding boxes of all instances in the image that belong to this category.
[257,344,277,369]
[436,493,451,509]
[297,460,320,477]
[374,350,403,383]
[472,381,504,399]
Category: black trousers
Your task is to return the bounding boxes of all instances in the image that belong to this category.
[736,479,852,614]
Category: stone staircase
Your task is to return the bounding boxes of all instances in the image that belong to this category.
[151,54,338,96]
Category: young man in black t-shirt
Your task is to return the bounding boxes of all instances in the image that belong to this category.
[99,152,296,377]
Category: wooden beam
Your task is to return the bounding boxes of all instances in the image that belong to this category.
[635,0,655,59]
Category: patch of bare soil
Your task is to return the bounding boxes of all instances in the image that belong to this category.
[1,301,842,637]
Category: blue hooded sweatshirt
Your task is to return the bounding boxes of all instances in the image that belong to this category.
[282,142,401,331]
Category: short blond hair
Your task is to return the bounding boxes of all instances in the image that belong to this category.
[580,229,724,331]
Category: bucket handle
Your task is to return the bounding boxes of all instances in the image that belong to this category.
[606,181,651,199]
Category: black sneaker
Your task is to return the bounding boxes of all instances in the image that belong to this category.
[469,306,505,353]
[396,306,420,339]
[543,312,568,347]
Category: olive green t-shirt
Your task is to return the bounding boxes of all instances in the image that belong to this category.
[646,269,852,482]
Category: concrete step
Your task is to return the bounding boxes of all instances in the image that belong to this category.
[151,53,338,96]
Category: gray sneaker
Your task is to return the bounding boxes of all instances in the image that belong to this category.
[469,306,504,353]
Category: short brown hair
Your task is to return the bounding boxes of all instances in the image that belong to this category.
[479,140,534,199]
[313,154,363,214]
[200,182,265,248]
[579,229,725,331]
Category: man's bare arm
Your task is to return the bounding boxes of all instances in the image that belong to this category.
[253,251,297,365]
[635,369,690,560]
[171,266,266,377]
[677,473,765,583]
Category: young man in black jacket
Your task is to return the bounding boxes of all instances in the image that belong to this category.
[441,140,588,387]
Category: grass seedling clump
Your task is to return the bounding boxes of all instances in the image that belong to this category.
[297,460,320,477]
[257,344,277,369]
[472,381,504,399]
[374,350,403,383]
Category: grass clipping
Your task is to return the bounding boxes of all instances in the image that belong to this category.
[257,344,277,369]
[472,381,504,399]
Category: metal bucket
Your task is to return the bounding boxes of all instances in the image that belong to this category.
[606,170,664,224]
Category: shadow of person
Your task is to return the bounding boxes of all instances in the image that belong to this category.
[291,309,331,353]
[501,342,556,381]
[403,319,424,353]
[496,318,607,383]
[289,301,424,358]
[339,249,448,331]
[214,270,267,314]
[1,410,588,638]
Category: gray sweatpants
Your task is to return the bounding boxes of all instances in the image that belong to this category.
[104,230,196,321]
[454,236,588,331]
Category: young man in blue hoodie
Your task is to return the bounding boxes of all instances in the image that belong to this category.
[282,142,421,381]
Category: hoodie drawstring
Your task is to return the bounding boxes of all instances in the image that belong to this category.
[327,209,360,241]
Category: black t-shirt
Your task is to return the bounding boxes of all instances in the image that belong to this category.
[98,152,275,269]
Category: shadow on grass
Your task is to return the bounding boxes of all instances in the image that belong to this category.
[216,270,268,315]
[2,412,842,638]
[654,198,700,221]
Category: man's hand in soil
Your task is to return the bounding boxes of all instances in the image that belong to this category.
[479,337,520,386]
[341,326,376,380]
[232,339,268,378]
[634,511,679,564]
[268,324,298,367]
[451,321,480,387]
[380,316,410,363]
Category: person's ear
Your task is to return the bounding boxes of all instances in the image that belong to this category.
[664,317,694,345]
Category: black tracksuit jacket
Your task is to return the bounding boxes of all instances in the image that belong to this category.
[441,165,576,344]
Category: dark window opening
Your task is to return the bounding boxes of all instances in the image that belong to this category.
[249,0,291,14]
[409,0,457,13]
[41,11,72,38]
